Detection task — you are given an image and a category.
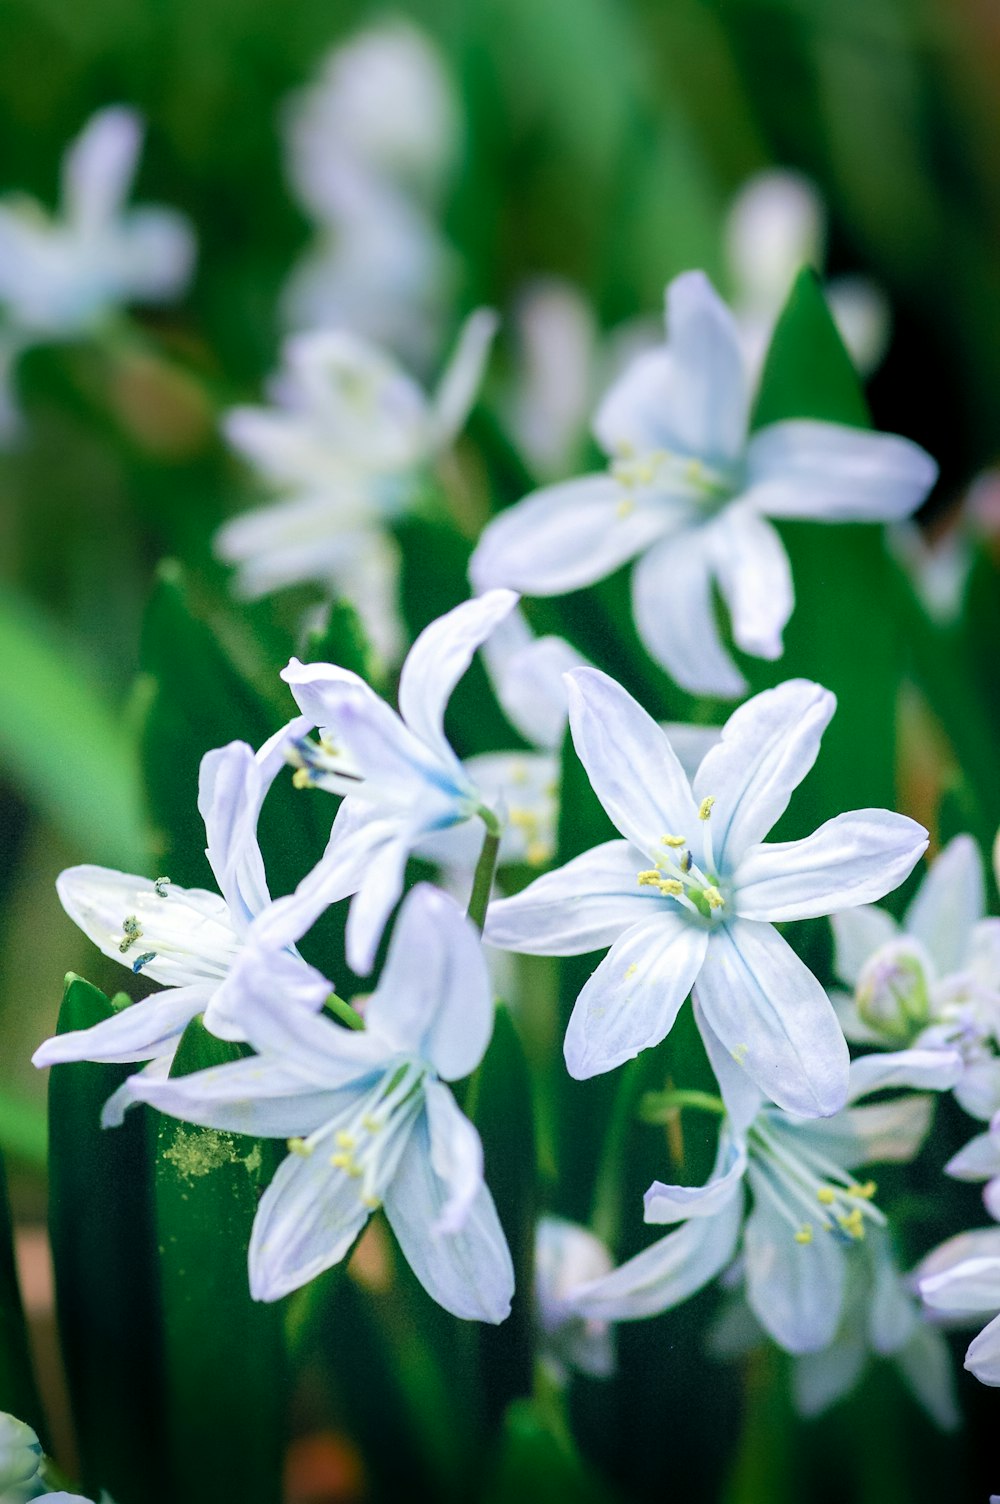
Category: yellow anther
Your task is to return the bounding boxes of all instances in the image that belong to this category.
[685,458,704,483]
[346,1163,364,1180]
[509,807,539,834]
[625,963,638,978]
[698,796,716,820]
[509,762,528,785]
[838,1207,865,1240]
[731,1043,748,1064]
[361,1194,381,1210]
[794,1225,814,1245]
[703,885,724,909]
[361,1114,382,1134]
[292,768,312,790]
[525,841,549,867]
[637,870,662,887]
[330,1152,353,1170]
[334,1131,356,1150]
[658,878,684,897]
[661,834,687,848]
[616,497,635,519]
[817,1187,836,1206]
[287,1137,313,1158]
[318,734,340,757]
[849,1180,877,1200]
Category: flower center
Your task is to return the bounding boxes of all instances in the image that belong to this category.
[748,1115,886,1247]
[610,446,736,518]
[289,1061,427,1212]
[635,795,725,921]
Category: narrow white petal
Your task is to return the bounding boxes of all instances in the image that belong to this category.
[895,1323,961,1430]
[904,834,985,978]
[643,1134,747,1224]
[480,609,587,750]
[33,983,210,1068]
[564,912,708,1080]
[484,839,657,956]
[695,1001,764,1133]
[915,1228,1000,1285]
[790,1096,933,1169]
[921,1259,1000,1317]
[694,919,849,1117]
[345,831,413,975]
[793,1334,868,1418]
[954,1058,1000,1122]
[847,1047,962,1102]
[868,1239,919,1354]
[423,1080,486,1233]
[430,307,498,445]
[631,529,747,698]
[743,1183,846,1353]
[693,679,835,869]
[62,106,141,227]
[734,810,928,922]
[744,420,937,522]
[946,1133,1000,1183]
[129,1055,347,1137]
[830,905,899,988]
[708,507,793,661]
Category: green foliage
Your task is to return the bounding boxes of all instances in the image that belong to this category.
[0,1149,46,1443]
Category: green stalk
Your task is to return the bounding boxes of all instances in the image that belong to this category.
[467,809,502,933]
[325,991,365,1031]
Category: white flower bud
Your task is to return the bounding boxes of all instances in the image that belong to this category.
[856,939,931,1041]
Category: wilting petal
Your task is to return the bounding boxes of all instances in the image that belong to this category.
[744,420,937,522]
[469,473,679,597]
[708,507,793,661]
[383,1114,514,1322]
[847,1048,962,1102]
[693,679,835,869]
[33,983,211,1068]
[430,307,498,444]
[830,905,899,988]
[734,810,928,922]
[743,1180,846,1352]
[484,839,655,956]
[564,668,700,855]
[397,589,517,770]
[563,912,708,1080]
[632,528,747,699]
[694,919,849,1118]
[905,834,985,978]
[643,1133,747,1224]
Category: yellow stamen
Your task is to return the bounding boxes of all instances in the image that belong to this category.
[625,963,638,978]
[330,1152,354,1170]
[334,1131,356,1149]
[361,1194,381,1210]
[616,497,635,519]
[361,1114,382,1134]
[703,885,724,909]
[849,1180,877,1200]
[661,834,687,848]
[525,841,549,867]
[817,1187,836,1205]
[698,796,716,820]
[658,878,684,896]
[292,768,312,790]
[637,870,662,887]
[287,1137,313,1158]
[794,1225,814,1245]
[731,1043,748,1064]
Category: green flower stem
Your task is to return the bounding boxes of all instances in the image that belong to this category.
[639,1088,726,1123]
[468,808,502,934]
[325,991,366,1031]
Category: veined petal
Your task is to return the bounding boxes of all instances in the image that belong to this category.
[202,937,331,1045]
[565,668,700,855]
[743,1181,846,1353]
[468,473,681,597]
[734,810,928,922]
[423,1080,486,1233]
[631,528,747,699]
[904,834,985,978]
[564,912,708,1080]
[383,1114,514,1323]
[830,905,899,988]
[847,1047,962,1103]
[430,307,498,446]
[397,589,517,770]
[366,885,492,1080]
[694,919,849,1118]
[484,839,657,956]
[32,983,210,1068]
[744,420,937,522]
[693,679,835,869]
[708,507,793,661]
[695,1001,764,1132]
[568,1188,743,1321]
[62,106,141,228]
[643,1133,747,1224]
[56,865,239,988]
[128,1054,347,1137]
[921,1258,1000,1317]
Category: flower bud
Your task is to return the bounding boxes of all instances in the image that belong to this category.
[855,939,931,1041]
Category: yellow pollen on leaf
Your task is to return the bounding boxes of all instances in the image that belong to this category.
[794,1225,814,1245]
[698,796,716,821]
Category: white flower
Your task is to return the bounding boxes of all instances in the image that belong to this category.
[470,271,936,698]
[216,312,496,662]
[253,590,519,974]
[919,1226,1000,1386]
[0,1411,43,1501]
[535,1216,615,1382]
[486,670,927,1116]
[945,1119,1000,1222]
[831,834,1000,1119]
[33,725,317,1122]
[130,884,515,1321]
[563,1048,958,1355]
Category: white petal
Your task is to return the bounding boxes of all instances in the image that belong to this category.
[460,751,558,868]
[366,885,492,1080]
[726,171,824,312]
[744,420,937,522]
[344,830,413,976]
[825,275,891,377]
[468,473,679,597]
[129,1054,348,1137]
[947,1133,1000,1183]
[793,1096,933,1169]
[905,834,985,978]
[563,912,708,1080]
[868,1239,919,1354]
[708,507,793,661]
[383,1114,514,1323]
[830,905,899,988]
[423,1080,485,1233]
[480,608,587,750]
[734,810,928,922]
[32,983,210,1068]
[643,1133,747,1224]
[62,106,141,228]
[955,1058,1000,1121]
[743,1181,846,1352]
[895,1322,961,1430]
[430,307,498,445]
[107,206,195,302]
[793,1334,868,1418]
[693,679,835,869]
[397,589,517,768]
[631,529,747,698]
[694,919,849,1118]
[595,271,749,469]
[695,1001,764,1133]
[660,722,723,782]
[915,1229,1000,1285]
[484,839,656,956]
[847,1047,962,1102]
[922,1259,1000,1318]
[564,668,700,855]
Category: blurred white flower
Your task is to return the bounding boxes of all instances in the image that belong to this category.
[535,1216,615,1381]
[0,1411,43,1501]
[919,1227,1000,1386]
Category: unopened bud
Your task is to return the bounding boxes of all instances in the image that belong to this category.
[855,939,931,1041]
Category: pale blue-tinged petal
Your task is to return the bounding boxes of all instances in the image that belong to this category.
[895,1323,961,1430]
[249,1109,378,1301]
[468,473,680,597]
[830,987,884,1045]
[969,917,1000,992]
[484,839,656,956]
[631,528,747,699]
[423,1080,486,1233]
[921,1259,1000,1318]
[983,1177,1000,1222]
[108,204,195,301]
[397,589,517,769]
[430,308,498,445]
[345,830,413,976]
[594,271,749,469]
[567,1189,744,1321]
[366,885,492,1080]
[564,668,700,856]
[202,941,331,1044]
[693,679,835,869]
[743,420,937,522]
[694,919,849,1117]
[708,507,793,661]
[459,750,558,868]
[128,1055,347,1137]
[830,905,899,988]
[847,1047,962,1102]
[734,810,928,922]
[915,1228,1000,1286]
[563,913,708,1080]
[946,1132,1000,1183]
[32,982,211,1068]
[695,1001,763,1133]
[480,608,587,750]
[102,1055,171,1128]
[743,1180,846,1352]
[790,1096,933,1170]
[904,834,985,977]
[383,1115,514,1323]
[62,105,141,227]
[792,1333,868,1418]
[868,1238,919,1354]
[643,1133,747,1224]
[955,1058,1000,1121]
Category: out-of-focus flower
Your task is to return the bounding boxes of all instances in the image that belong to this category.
[564,1048,958,1355]
[217,312,496,663]
[831,834,1000,1120]
[33,727,317,1122]
[945,1120,1000,1222]
[0,106,194,439]
[487,672,927,1116]
[0,1411,43,1500]
[535,1216,615,1381]
[131,884,515,1322]
[919,1227,1000,1385]
[280,18,461,369]
[252,591,518,975]
[470,272,936,698]
[725,169,890,380]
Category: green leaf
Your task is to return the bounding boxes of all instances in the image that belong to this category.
[484,1396,618,1504]
[154,1016,285,1504]
[0,1148,47,1444]
[752,268,870,432]
[0,588,146,867]
[47,975,165,1504]
[302,596,383,689]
